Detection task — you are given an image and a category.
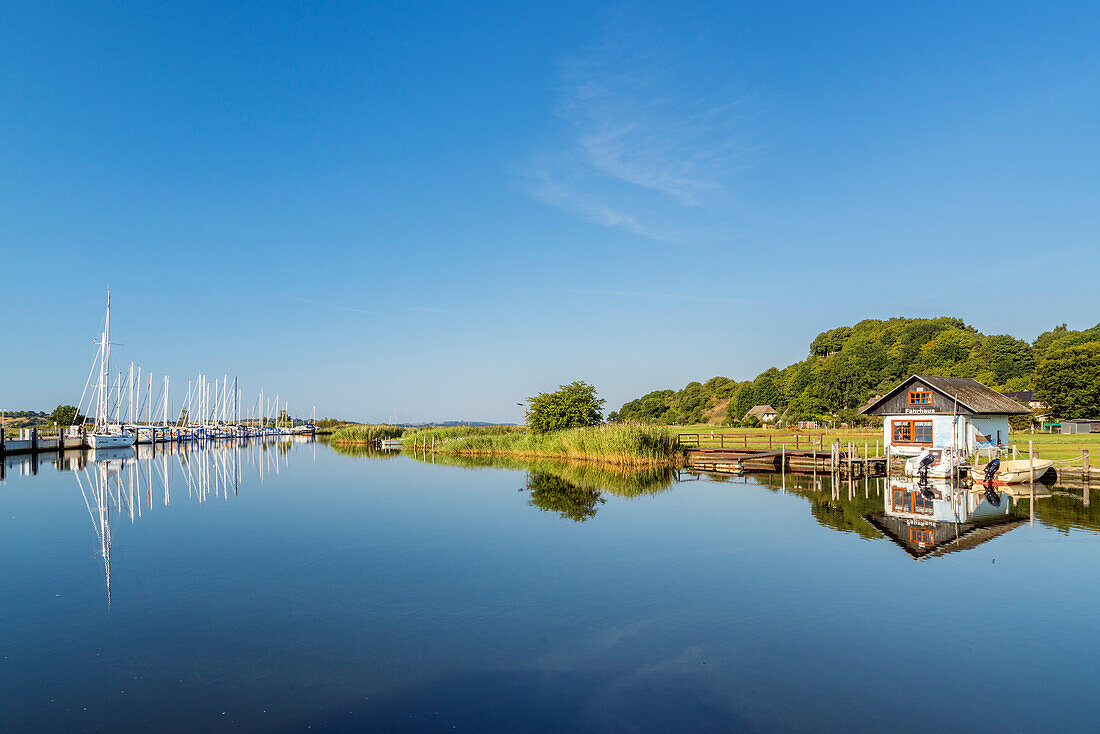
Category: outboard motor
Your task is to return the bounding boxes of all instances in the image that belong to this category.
[917,452,936,482]
[983,457,1001,484]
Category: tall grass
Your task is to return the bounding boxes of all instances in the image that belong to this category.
[329,424,405,443]
[405,422,683,466]
[403,425,521,442]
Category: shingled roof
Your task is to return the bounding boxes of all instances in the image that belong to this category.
[859,375,1031,416]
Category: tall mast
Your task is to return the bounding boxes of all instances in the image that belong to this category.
[128,362,134,424]
[98,290,111,429]
[163,375,170,426]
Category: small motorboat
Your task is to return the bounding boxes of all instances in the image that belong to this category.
[970,458,1053,484]
[903,448,965,479]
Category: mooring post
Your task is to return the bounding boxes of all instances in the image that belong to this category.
[1013,444,1018,461]
[0,426,5,457]
[1084,450,1090,479]
[1029,439,1035,485]
[31,427,38,457]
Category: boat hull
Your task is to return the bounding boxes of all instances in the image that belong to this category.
[87,432,137,449]
[970,459,1053,484]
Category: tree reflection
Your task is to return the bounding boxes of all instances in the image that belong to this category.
[526,472,605,522]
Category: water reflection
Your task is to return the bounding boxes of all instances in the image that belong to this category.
[526,472,605,521]
[404,452,677,521]
[865,477,1024,559]
[32,437,315,604]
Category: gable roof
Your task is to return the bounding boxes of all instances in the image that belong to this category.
[1001,390,1037,403]
[745,404,777,419]
[859,375,1031,415]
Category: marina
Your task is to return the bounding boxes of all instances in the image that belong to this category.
[2,440,1098,731]
[0,291,316,462]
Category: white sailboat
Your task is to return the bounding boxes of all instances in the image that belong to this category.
[86,291,137,450]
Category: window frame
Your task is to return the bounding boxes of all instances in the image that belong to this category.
[891,419,933,446]
[909,527,934,545]
[908,390,933,407]
[892,487,935,516]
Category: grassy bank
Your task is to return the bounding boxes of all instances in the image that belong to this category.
[405,423,683,466]
[329,424,405,443]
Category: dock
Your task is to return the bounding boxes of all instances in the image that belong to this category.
[681,433,888,478]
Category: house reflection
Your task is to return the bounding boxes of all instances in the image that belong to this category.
[865,477,1025,559]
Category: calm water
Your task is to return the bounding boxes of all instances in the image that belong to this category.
[2,439,1099,732]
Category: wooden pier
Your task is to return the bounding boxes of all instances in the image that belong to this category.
[680,433,888,478]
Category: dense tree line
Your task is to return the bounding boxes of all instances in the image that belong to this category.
[612,317,1100,425]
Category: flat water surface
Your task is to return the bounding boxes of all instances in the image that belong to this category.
[2,439,1098,732]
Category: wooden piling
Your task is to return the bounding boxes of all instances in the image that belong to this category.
[1084,449,1090,479]
[1029,439,1035,493]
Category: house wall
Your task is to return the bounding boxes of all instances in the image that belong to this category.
[967,416,1010,452]
[883,414,1012,455]
[884,414,958,456]
[873,379,978,416]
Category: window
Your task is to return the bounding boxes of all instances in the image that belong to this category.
[909,527,934,545]
[892,421,912,443]
[892,419,933,445]
[892,487,935,515]
[908,390,933,407]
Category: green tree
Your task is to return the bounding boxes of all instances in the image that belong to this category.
[1034,342,1100,419]
[527,381,606,433]
[48,404,85,426]
[730,383,756,421]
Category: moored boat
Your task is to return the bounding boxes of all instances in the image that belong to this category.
[970,458,1053,484]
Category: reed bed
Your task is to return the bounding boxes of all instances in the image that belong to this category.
[405,423,683,466]
[329,424,405,443]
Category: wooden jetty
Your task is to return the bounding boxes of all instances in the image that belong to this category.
[680,433,888,478]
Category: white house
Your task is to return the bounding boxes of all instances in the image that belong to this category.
[745,404,778,423]
[859,375,1030,457]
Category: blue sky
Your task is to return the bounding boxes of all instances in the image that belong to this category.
[2,1,1098,423]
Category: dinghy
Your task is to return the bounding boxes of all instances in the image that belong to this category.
[970,458,1053,484]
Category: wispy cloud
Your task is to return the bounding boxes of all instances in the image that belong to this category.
[521,30,763,244]
[289,296,377,315]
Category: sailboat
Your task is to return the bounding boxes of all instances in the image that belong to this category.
[86,291,137,450]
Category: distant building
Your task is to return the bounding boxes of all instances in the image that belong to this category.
[745,405,778,423]
[1061,419,1100,434]
[859,375,1030,456]
[1000,390,1046,412]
